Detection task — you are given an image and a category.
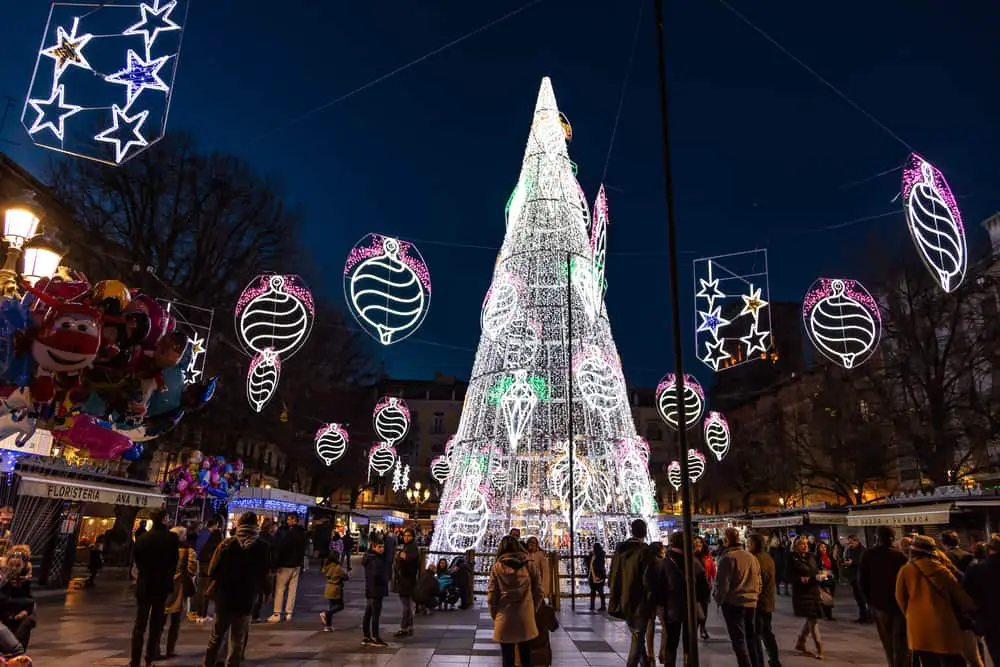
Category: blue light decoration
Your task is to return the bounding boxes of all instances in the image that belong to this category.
[228,497,309,517]
[692,250,771,372]
[22,1,188,165]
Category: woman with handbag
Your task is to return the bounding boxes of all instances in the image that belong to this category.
[788,536,824,659]
[896,535,977,667]
[816,542,837,621]
[586,543,607,612]
[162,526,198,659]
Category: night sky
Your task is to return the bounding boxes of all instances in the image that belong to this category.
[2,1,998,389]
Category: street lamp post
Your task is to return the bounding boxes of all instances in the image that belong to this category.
[405,481,430,520]
[0,192,61,296]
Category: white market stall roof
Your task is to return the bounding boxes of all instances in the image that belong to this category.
[847,495,1000,527]
[751,511,849,528]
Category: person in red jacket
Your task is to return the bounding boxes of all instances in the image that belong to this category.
[694,537,716,640]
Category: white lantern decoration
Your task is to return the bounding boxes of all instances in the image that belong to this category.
[802,278,881,370]
[343,234,431,345]
[667,461,682,491]
[246,349,279,413]
[430,455,451,484]
[368,444,397,478]
[235,274,314,360]
[703,411,731,462]
[315,423,349,466]
[902,153,967,293]
[688,449,707,483]
[655,373,705,431]
[373,397,410,446]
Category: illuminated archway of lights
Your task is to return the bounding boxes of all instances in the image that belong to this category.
[655,373,705,431]
[344,234,431,345]
[802,278,881,370]
[902,153,967,293]
[430,78,660,562]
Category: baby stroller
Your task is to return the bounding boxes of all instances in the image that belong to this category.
[437,571,461,609]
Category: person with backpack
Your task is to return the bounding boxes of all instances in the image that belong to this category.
[609,519,658,667]
[200,512,269,667]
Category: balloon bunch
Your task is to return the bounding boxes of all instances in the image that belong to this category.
[0,276,217,460]
[161,450,245,506]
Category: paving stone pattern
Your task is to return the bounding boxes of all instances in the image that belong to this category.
[26,568,889,666]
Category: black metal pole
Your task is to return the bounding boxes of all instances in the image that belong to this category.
[567,251,577,612]
[652,1,700,662]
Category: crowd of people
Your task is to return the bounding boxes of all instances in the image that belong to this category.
[603,520,1000,667]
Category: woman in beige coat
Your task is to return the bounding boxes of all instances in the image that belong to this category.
[895,535,976,667]
[489,535,544,667]
[524,537,550,602]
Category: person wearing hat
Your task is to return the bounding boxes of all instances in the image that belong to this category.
[393,527,420,638]
[896,535,976,667]
[200,512,269,667]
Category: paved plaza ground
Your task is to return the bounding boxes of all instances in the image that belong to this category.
[26,567,888,666]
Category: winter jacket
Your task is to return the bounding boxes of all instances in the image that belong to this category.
[134,524,179,599]
[859,544,908,612]
[275,525,308,569]
[842,543,865,582]
[945,547,974,574]
[660,548,709,624]
[394,541,420,597]
[165,546,198,614]
[714,546,761,608]
[525,549,550,597]
[363,549,389,599]
[897,555,976,656]
[488,552,543,644]
[197,529,223,572]
[787,551,822,619]
[608,539,658,622]
[753,550,776,614]
[586,550,607,588]
[323,562,345,600]
[258,531,277,572]
[964,553,1000,629]
[208,534,270,615]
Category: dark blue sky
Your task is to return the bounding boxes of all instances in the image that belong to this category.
[3,1,999,388]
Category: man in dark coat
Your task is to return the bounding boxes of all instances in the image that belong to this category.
[940,530,974,574]
[269,514,307,622]
[749,534,781,667]
[131,509,178,667]
[342,532,355,572]
[859,526,908,667]
[251,518,278,623]
[393,527,420,637]
[964,535,1000,667]
[362,537,389,647]
[609,519,657,667]
[842,535,871,623]
[195,517,223,621]
[201,512,269,667]
[659,531,708,667]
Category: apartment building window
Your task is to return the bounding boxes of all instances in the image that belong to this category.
[645,421,663,442]
[431,411,444,434]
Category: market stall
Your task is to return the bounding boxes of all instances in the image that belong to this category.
[226,486,317,533]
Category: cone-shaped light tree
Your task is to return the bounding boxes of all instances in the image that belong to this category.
[430,78,659,561]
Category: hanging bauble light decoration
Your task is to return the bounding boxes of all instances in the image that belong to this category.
[343,234,431,345]
[667,461,682,491]
[802,278,881,369]
[444,482,490,552]
[235,274,314,359]
[373,396,410,446]
[655,373,705,431]
[688,449,707,483]
[314,423,349,466]
[430,455,451,484]
[703,411,731,462]
[902,153,967,293]
[573,346,624,412]
[246,349,280,413]
[368,443,397,479]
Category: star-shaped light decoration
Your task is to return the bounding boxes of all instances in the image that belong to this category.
[739,284,768,325]
[188,334,206,359]
[695,271,726,311]
[27,84,82,141]
[123,1,181,56]
[41,18,93,82]
[181,363,201,384]
[696,306,731,337]
[740,322,770,358]
[95,104,149,164]
[702,336,732,371]
[104,50,170,107]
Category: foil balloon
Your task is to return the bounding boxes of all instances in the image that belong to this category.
[122,442,143,461]
[62,415,133,459]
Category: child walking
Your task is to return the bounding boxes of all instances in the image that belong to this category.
[319,551,345,631]
[362,537,389,647]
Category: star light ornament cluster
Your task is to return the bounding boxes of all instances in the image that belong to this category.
[902,153,967,293]
[693,251,771,372]
[431,79,660,564]
[802,278,881,370]
[160,298,214,385]
[22,1,187,165]
[344,234,432,345]
[234,274,315,412]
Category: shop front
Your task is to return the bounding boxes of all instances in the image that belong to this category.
[353,509,409,549]
[847,495,1000,545]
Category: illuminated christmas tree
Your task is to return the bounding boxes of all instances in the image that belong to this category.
[431,78,659,563]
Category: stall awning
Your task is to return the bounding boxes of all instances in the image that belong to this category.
[752,515,804,528]
[17,473,165,509]
[847,503,953,527]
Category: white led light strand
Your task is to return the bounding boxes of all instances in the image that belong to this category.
[391,462,410,493]
[315,423,349,466]
[103,49,170,107]
[703,411,730,462]
[902,153,967,293]
[40,18,93,82]
[344,234,432,345]
[655,373,705,431]
[123,1,181,57]
[802,277,881,369]
[499,370,538,453]
[94,104,150,164]
[26,84,81,141]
